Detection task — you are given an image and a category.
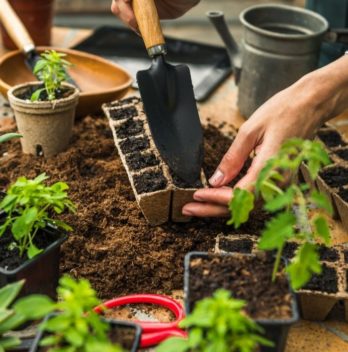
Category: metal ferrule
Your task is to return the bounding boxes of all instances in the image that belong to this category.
[147,44,167,58]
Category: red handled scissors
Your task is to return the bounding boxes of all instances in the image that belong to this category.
[94,294,188,348]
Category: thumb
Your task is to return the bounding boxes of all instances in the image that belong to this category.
[209,126,258,187]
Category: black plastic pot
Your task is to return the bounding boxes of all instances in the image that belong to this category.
[0,224,67,300]
[29,314,142,352]
[184,252,299,352]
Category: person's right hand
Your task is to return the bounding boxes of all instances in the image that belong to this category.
[111,0,200,32]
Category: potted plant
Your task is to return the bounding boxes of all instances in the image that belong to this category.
[184,138,332,352]
[0,173,76,299]
[8,50,79,158]
[30,275,142,352]
[0,280,54,351]
[156,289,273,352]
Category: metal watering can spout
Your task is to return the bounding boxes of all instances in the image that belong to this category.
[207,11,242,84]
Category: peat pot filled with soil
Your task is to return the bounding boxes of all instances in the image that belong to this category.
[8,82,79,157]
[0,222,66,299]
[184,252,299,352]
[30,315,142,352]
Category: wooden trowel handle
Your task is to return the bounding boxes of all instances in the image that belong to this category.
[133,0,166,57]
[0,0,35,53]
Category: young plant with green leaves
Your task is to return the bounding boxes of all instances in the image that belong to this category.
[40,275,123,352]
[0,173,76,259]
[31,50,71,101]
[0,133,21,144]
[156,289,273,352]
[0,280,54,352]
[229,138,332,290]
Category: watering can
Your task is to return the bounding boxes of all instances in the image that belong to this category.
[208,4,348,118]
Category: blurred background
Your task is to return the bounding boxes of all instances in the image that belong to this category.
[54,0,306,44]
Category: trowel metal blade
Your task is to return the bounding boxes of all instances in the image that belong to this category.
[137,56,204,184]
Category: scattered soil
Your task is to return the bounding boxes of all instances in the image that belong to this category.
[334,148,348,162]
[109,106,138,121]
[133,170,168,194]
[0,115,268,298]
[115,119,144,139]
[125,152,159,171]
[0,226,60,270]
[318,245,339,262]
[303,264,338,293]
[187,253,293,320]
[317,129,346,148]
[108,97,141,108]
[338,188,348,203]
[119,136,150,155]
[15,84,73,102]
[219,237,254,254]
[319,167,348,188]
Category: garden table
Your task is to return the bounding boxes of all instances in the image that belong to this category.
[1,26,348,352]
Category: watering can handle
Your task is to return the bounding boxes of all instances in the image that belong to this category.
[0,0,35,54]
[133,0,166,57]
[325,28,348,45]
[207,11,242,83]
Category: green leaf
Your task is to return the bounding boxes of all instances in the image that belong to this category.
[312,215,331,245]
[227,188,255,229]
[30,88,45,102]
[0,133,21,144]
[264,186,295,212]
[0,336,21,349]
[14,295,54,320]
[155,337,189,352]
[43,314,71,332]
[0,309,13,324]
[287,243,322,290]
[309,190,333,215]
[258,212,296,250]
[27,243,43,259]
[0,281,24,309]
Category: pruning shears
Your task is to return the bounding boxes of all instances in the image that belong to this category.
[94,294,188,348]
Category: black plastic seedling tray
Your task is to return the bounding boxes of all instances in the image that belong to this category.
[73,26,232,102]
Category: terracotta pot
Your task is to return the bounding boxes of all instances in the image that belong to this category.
[0,0,54,50]
[8,82,79,157]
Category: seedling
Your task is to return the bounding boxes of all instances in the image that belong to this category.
[31,50,71,101]
[0,280,54,351]
[228,138,332,290]
[0,173,76,259]
[40,275,123,352]
[156,289,272,352]
[0,133,21,144]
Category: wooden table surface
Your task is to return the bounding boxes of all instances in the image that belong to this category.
[1,27,348,352]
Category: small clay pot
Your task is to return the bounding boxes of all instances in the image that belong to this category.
[0,0,54,50]
[8,82,79,157]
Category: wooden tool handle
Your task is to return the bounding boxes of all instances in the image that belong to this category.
[0,0,34,52]
[133,0,166,56]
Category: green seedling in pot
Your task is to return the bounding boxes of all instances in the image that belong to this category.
[156,289,272,352]
[229,138,332,290]
[39,275,123,352]
[31,50,72,102]
[0,280,54,352]
[0,133,21,144]
[0,173,76,259]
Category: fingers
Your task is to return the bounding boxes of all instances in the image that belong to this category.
[111,0,138,31]
[209,124,258,188]
[193,187,233,205]
[182,202,229,218]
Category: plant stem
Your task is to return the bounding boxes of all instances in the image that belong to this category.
[272,244,284,282]
[263,181,283,195]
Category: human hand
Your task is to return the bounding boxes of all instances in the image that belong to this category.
[111,0,200,32]
[183,56,348,218]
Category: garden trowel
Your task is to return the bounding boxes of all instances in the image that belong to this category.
[133,0,203,184]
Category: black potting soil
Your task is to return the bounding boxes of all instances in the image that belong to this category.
[317,129,346,148]
[318,245,339,262]
[125,152,160,171]
[338,187,348,203]
[344,250,348,264]
[119,136,150,155]
[15,85,74,102]
[219,237,254,254]
[282,242,299,259]
[319,167,348,188]
[115,119,144,139]
[0,227,60,271]
[170,172,203,189]
[133,170,168,194]
[109,325,137,351]
[109,106,138,121]
[188,254,292,319]
[109,97,141,108]
[334,148,348,161]
[303,264,338,293]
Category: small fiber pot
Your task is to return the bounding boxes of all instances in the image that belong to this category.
[8,82,79,157]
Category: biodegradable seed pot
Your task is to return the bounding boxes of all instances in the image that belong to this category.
[8,82,79,157]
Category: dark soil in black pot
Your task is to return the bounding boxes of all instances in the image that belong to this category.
[303,264,338,293]
[319,167,348,188]
[318,245,339,262]
[317,129,346,148]
[16,85,74,101]
[219,237,254,254]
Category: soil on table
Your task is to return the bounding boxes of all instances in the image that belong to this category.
[188,253,293,320]
[317,129,346,148]
[15,85,74,102]
[319,166,348,188]
[303,264,338,293]
[0,116,268,298]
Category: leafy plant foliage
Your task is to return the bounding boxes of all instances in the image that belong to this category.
[156,289,272,352]
[31,50,71,101]
[0,280,54,352]
[228,138,332,290]
[0,173,76,259]
[40,276,123,352]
